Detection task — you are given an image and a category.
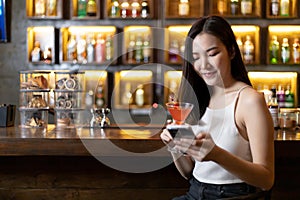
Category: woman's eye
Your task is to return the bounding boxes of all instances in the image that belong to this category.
[208,52,219,57]
[192,57,199,62]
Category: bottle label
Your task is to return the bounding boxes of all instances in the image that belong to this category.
[269,108,279,128]
[178,4,189,16]
[271,3,279,15]
[241,1,252,15]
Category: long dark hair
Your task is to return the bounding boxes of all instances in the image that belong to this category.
[179,15,252,124]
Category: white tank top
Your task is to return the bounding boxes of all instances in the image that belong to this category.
[192,86,252,184]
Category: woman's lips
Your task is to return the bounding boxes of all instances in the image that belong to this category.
[201,71,217,78]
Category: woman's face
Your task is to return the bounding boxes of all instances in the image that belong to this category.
[192,33,233,87]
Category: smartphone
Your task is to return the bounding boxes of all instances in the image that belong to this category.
[166,124,195,140]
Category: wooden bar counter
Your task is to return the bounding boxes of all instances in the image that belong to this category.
[0,125,299,200]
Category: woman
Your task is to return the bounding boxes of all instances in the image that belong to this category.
[161,15,274,199]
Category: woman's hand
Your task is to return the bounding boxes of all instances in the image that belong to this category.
[160,128,176,149]
[173,132,216,161]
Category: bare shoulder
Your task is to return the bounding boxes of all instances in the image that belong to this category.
[238,86,266,108]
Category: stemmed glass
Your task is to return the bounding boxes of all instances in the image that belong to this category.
[165,102,194,154]
[166,102,194,125]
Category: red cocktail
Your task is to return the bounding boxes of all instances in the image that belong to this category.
[166,102,194,125]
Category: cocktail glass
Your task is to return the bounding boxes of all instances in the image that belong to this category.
[166,102,194,125]
[165,102,194,154]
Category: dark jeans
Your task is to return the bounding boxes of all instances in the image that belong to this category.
[173,176,257,200]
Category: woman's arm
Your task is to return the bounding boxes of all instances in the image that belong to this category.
[160,129,195,179]
[210,90,274,189]
[174,89,274,190]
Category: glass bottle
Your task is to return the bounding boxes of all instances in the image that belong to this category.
[120,0,130,18]
[243,35,254,64]
[270,0,279,16]
[281,37,290,64]
[110,0,120,17]
[42,46,52,63]
[292,38,300,64]
[268,87,279,129]
[66,34,77,62]
[269,35,279,64]
[280,0,290,16]
[95,33,105,63]
[135,34,143,63]
[35,0,46,17]
[277,84,285,108]
[131,0,141,18]
[169,39,180,63]
[178,0,190,16]
[236,36,244,60]
[127,34,136,63]
[230,0,239,15]
[135,84,144,107]
[86,33,95,63]
[105,34,113,61]
[46,0,57,16]
[240,0,253,15]
[217,0,228,15]
[95,81,105,108]
[143,33,151,63]
[121,82,133,105]
[87,0,97,16]
[77,0,87,17]
[141,0,150,18]
[77,34,87,63]
[285,85,294,108]
[31,41,42,62]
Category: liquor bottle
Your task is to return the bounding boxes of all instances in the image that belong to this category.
[269,35,279,64]
[141,0,150,18]
[240,0,253,15]
[35,0,46,17]
[285,85,294,108]
[236,36,243,60]
[217,0,228,15]
[87,0,97,16]
[230,0,239,15]
[121,82,133,105]
[120,0,130,18]
[105,34,113,61]
[95,33,105,63]
[281,37,290,64]
[86,33,95,63]
[168,80,178,102]
[95,81,105,108]
[77,0,87,17]
[243,35,254,64]
[143,33,151,63]
[85,90,94,108]
[31,41,42,62]
[127,34,136,63]
[77,34,87,63]
[131,0,141,18]
[110,0,120,17]
[135,34,143,63]
[270,0,279,16]
[268,87,279,129]
[280,0,290,16]
[42,46,52,63]
[46,0,57,16]
[169,39,180,63]
[293,38,300,64]
[178,0,190,16]
[277,84,285,108]
[66,34,77,62]
[135,84,144,107]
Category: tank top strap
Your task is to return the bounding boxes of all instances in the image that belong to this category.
[234,85,251,105]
